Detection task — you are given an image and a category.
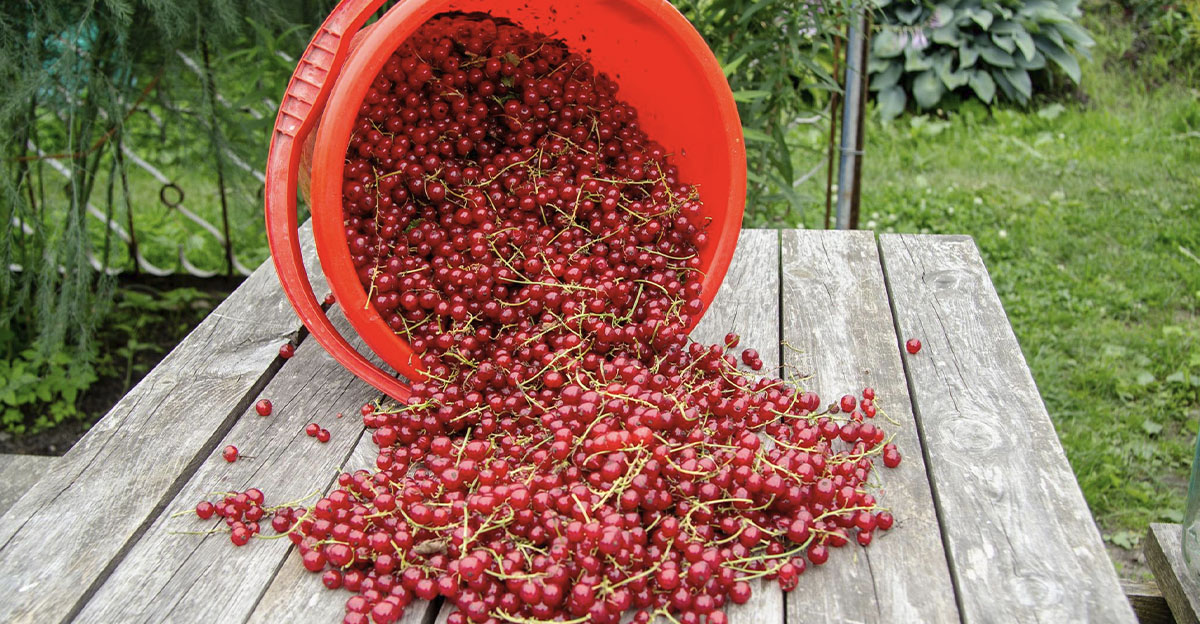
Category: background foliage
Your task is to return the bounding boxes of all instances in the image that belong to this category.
[869,0,1095,118]
[674,0,851,225]
[0,1,321,433]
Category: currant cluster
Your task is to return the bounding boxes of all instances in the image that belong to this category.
[194,488,269,547]
[191,14,903,624]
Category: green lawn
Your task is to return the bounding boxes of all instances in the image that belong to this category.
[792,13,1200,555]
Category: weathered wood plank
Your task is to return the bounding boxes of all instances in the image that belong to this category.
[74,311,377,622]
[690,230,784,624]
[0,223,326,624]
[781,229,959,623]
[1145,524,1200,624]
[878,233,1136,623]
[0,454,55,517]
[1122,579,1176,624]
[431,229,786,624]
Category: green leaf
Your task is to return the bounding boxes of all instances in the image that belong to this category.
[742,127,772,143]
[985,1,1014,19]
[870,62,904,91]
[1017,49,1047,70]
[1141,420,1163,435]
[1108,530,1141,549]
[721,53,748,77]
[736,0,774,27]
[873,29,905,58]
[992,33,1016,54]
[912,70,945,108]
[895,3,925,24]
[960,44,980,68]
[931,23,963,46]
[877,85,907,120]
[1135,371,1157,386]
[1003,67,1032,101]
[978,41,1017,68]
[1056,20,1095,47]
[1039,39,1082,82]
[968,8,994,29]
[732,90,772,102]
[991,20,1022,35]
[1039,27,1066,51]
[1013,30,1036,61]
[931,3,955,27]
[1166,371,1188,384]
[969,69,996,102]
[905,47,934,71]
[935,53,971,89]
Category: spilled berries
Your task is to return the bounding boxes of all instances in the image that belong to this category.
[190,14,904,624]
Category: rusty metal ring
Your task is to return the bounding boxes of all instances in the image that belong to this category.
[159,182,184,209]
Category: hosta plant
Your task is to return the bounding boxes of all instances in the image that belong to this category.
[869,0,1095,118]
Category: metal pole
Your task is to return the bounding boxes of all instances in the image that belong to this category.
[835,9,865,230]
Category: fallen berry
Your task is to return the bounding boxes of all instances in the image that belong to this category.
[255,399,272,416]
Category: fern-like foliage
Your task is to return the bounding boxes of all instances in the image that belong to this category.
[0,1,321,432]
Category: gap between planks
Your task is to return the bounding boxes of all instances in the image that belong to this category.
[780,230,958,623]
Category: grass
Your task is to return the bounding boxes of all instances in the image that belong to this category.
[791,6,1200,553]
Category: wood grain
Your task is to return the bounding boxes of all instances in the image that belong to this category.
[0,454,55,517]
[1121,579,1176,624]
[781,229,959,623]
[0,223,327,624]
[1145,524,1200,624]
[74,311,378,623]
[691,230,784,624]
[431,229,787,624]
[878,233,1136,623]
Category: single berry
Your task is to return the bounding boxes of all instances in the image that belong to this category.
[279,343,295,359]
[905,338,922,354]
[221,445,238,462]
[195,501,215,519]
[305,423,320,437]
[255,399,272,416]
[316,428,331,443]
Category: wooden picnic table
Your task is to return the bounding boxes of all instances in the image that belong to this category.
[0,228,1137,623]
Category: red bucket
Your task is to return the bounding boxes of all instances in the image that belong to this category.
[265,0,746,402]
